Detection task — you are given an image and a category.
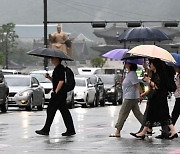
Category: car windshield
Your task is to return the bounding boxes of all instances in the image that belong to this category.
[77,75,97,84]
[30,73,51,83]
[75,79,86,87]
[5,77,30,86]
[98,75,114,85]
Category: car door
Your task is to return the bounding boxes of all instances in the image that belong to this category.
[87,79,94,102]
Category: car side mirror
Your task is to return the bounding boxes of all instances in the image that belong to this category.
[32,83,38,87]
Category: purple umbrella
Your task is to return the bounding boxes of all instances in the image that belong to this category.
[102,49,144,65]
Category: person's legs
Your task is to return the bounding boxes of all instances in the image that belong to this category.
[112,99,133,136]
[35,98,58,135]
[59,98,75,135]
[169,124,178,139]
[132,99,143,125]
[42,99,58,133]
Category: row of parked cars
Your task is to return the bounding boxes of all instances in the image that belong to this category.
[0,67,124,112]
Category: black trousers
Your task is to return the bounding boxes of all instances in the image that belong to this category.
[42,94,75,133]
[139,101,169,137]
[172,98,180,125]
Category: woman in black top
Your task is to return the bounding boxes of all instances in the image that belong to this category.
[35,57,75,136]
[132,58,178,139]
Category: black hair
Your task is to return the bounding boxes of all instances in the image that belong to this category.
[129,63,138,71]
[148,58,167,82]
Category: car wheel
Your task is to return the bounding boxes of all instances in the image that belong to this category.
[118,98,123,105]
[37,96,45,111]
[26,97,33,111]
[68,95,74,109]
[112,92,118,105]
[95,93,99,107]
[1,95,8,113]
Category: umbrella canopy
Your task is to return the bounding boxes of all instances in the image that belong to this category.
[102,49,144,65]
[27,48,73,61]
[118,27,170,42]
[127,45,176,63]
[171,53,180,66]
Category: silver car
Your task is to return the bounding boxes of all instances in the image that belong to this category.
[4,75,45,111]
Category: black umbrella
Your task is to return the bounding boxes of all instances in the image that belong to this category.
[27,47,73,61]
[118,27,170,42]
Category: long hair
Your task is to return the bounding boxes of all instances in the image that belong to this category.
[148,58,167,84]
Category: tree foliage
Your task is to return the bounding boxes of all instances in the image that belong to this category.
[91,57,105,68]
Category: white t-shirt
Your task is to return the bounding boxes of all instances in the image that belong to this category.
[122,71,139,99]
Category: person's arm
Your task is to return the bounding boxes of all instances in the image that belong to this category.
[55,81,64,94]
[135,83,144,94]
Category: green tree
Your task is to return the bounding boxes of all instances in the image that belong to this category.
[0,23,18,68]
[0,52,3,65]
[91,57,105,68]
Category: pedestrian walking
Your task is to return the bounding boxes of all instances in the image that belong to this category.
[35,57,76,136]
[130,62,169,139]
[109,62,144,138]
[131,58,178,140]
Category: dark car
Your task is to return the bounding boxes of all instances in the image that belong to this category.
[0,70,9,112]
[97,74,123,105]
[76,75,105,106]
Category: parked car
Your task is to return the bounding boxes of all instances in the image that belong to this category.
[77,67,103,75]
[0,70,9,112]
[5,75,45,111]
[97,74,123,105]
[76,74,105,106]
[30,70,53,103]
[1,69,21,75]
[30,70,75,108]
[74,77,96,108]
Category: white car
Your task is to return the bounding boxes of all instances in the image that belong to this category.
[5,75,45,111]
[30,70,53,103]
[30,70,74,108]
[77,67,102,75]
[74,77,96,107]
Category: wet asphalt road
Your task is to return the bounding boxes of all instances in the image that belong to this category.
[0,97,179,154]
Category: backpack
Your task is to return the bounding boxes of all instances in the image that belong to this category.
[65,66,76,92]
[166,65,176,92]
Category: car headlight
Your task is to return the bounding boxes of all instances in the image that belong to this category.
[19,91,31,97]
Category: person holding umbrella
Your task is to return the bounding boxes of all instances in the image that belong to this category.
[131,58,178,139]
[35,57,76,136]
[27,48,76,136]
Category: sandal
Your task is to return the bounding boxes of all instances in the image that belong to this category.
[109,134,121,137]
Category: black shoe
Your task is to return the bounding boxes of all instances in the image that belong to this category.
[130,132,137,137]
[169,133,178,140]
[131,133,145,140]
[35,130,49,136]
[155,134,169,139]
[62,131,76,136]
